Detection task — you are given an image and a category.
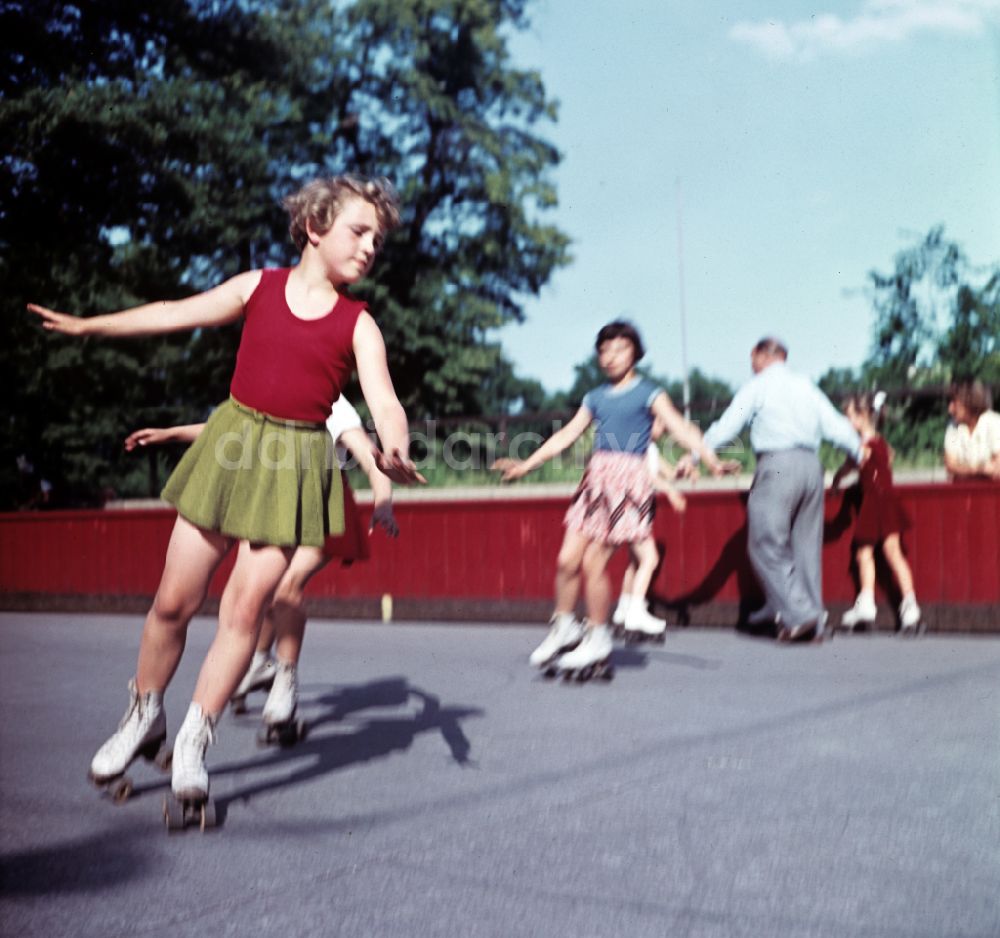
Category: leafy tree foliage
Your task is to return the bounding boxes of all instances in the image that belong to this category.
[818,226,1000,462]
[1,0,568,506]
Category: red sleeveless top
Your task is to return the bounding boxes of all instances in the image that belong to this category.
[229,268,366,423]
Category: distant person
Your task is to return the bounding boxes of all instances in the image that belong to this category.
[493,320,726,678]
[831,392,921,634]
[943,380,1000,481]
[612,422,689,637]
[679,337,862,643]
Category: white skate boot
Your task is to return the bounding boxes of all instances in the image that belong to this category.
[840,593,877,631]
[171,702,215,800]
[164,702,217,832]
[551,623,614,682]
[230,651,276,714]
[259,659,307,747]
[898,594,923,635]
[89,679,169,802]
[529,613,584,668]
[623,602,667,643]
[611,593,632,628]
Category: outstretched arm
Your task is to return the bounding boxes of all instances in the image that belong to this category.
[28,270,261,339]
[650,391,725,475]
[353,311,424,485]
[492,406,593,481]
[338,425,398,537]
[124,424,206,451]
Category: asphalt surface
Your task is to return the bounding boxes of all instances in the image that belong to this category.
[1,612,998,938]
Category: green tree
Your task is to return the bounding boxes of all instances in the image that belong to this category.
[826,227,1000,463]
[328,0,570,417]
[1,0,569,506]
[866,226,999,389]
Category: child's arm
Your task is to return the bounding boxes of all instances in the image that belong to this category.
[338,425,399,537]
[123,424,206,451]
[352,312,424,486]
[28,271,261,338]
[491,407,593,481]
[650,392,726,475]
[652,455,687,513]
[829,450,859,489]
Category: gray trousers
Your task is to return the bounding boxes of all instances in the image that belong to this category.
[746,449,825,628]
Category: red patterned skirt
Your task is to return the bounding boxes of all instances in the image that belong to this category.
[564,450,656,545]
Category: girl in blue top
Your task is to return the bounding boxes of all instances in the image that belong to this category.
[495,321,725,674]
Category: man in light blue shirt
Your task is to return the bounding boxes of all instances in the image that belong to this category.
[694,338,862,641]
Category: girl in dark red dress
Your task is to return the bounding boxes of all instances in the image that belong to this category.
[832,392,921,633]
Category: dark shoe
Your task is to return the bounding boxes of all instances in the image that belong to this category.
[777,619,818,643]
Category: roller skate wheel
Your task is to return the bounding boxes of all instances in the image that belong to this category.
[199,800,217,831]
[112,777,133,804]
[163,795,186,832]
[231,696,247,716]
[155,749,173,772]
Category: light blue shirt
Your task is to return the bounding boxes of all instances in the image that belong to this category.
[582,377,662,454]
[703,362,861,460]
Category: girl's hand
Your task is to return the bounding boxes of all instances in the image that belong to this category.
[374,448,426,486]
[27,303,88,336]
[491,458,528,482]
[370,500,399,537]
[674,454,699,480]
[666,489,687,513]
[124,428,172,451]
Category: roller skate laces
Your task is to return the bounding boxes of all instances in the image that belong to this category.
[171,702,216,801]
[89,679,166,783]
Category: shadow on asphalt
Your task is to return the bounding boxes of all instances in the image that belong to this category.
[0,827,152,896]
[129,676,482,825]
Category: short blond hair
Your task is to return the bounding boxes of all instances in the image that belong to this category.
[283,175,401,251]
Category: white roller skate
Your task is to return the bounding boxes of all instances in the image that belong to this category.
[164,702,217,833]
[622,602,667,644]
[258,659,307,747]
[840,592,877,631]
[89,679,170,803]
[548,623,614,682]
[898,594,924,635]
[230,651,276,715]
[529,612,584,668]
[611,593,633,629]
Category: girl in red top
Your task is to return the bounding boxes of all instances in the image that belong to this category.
[832,392,921,634]
[29,175,423,813]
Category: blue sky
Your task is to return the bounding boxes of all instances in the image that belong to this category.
[500,0,1000,395]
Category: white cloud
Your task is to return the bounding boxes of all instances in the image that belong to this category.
[730,0,1000,61]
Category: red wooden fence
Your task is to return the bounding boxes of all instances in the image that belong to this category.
[1,483,998,629]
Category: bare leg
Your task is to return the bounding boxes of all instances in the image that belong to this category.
[881,534,914,596]
[270,546,329,665]
[554,529,590,615]
[136,516,231,695]
[191,541,293,716]
[582,541,616,626]
[856,545,876,594]
[255,616,276,655]
[628,537,660,607]
[619,553,637,598]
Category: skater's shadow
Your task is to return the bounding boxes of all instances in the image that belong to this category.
[650,488,860,635]
[210,677,482,812]
[0,826,152,895]
[608,645,649,671]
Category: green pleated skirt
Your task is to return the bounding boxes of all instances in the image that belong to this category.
[162,397,344,548]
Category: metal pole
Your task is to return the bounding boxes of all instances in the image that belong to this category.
[675,178,691,421]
